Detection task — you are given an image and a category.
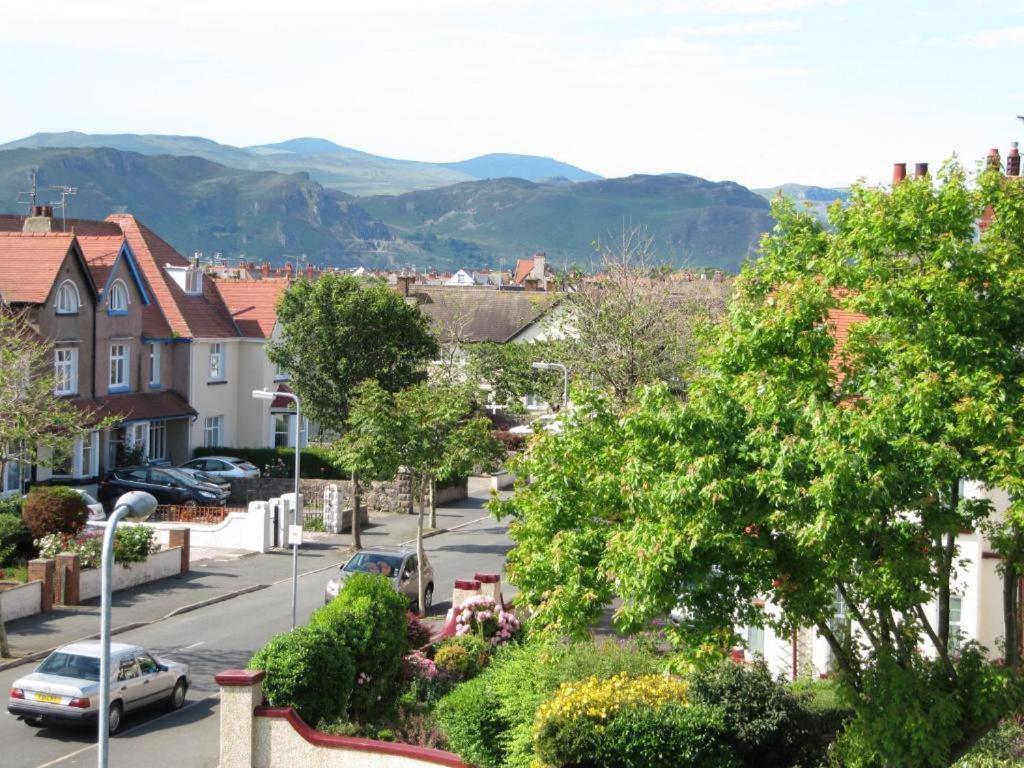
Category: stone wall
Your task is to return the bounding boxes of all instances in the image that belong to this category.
[228,471,414,515]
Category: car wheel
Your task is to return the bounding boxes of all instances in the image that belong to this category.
[422,584,434,613]
[24,716,44,728]
[107,701,123,734]
[167,678,187,710]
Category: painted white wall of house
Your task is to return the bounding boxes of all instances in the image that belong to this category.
[188,339,242,451]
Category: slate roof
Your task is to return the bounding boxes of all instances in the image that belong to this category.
[107,214,238,339]
[409,286,558,343]
[72,390,197,425]
[214,278,290,338]
[0,231,79,305]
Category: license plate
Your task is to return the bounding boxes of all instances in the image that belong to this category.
[33,693,61,704]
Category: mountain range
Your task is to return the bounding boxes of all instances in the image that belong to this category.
[0,132,599,197]
[0,132,821,271]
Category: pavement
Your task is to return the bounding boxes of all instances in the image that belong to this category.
[0,480,515,768]
[1,478,502,666]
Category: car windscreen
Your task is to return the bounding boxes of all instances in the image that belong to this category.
[343,553,403,577]
[162,468,201,484]
[37,652,101,681]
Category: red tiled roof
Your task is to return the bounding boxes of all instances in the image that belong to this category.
[107,214,238,339]
[0,232,78,304]
[513,258,534,285]
[214,278,290,338]
[76,235,125,289]
[0,215,122,236]
[72,390,197,425]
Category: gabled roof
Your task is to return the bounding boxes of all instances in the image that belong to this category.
[0,232,94,305]
[213,278,290,339]
[107,214,238,339]
[513,258,534,285]
[75,236,150,306]
[410,285,559,343]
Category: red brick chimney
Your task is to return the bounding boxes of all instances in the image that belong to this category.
[987,148,1001,172]
[892,163,907,185]
[396,275,414,297]
[261,262,270,278]
[305,264,314,279]
[284,262,294,279]
[914,162,929,178]
[1008,142,1021,177]
[524,277,540,292]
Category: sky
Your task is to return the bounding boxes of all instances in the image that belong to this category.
[1,0,1022,189]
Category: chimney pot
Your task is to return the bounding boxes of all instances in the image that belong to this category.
[892,163,907,185]
[914,162,929,178]
[1008,142,1021,177]
[987,148,1001,171]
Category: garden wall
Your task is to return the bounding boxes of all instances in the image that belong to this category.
[0,581,42,622]
[228,473,415,515]
[78,547,184,602]
[216,670,470,768]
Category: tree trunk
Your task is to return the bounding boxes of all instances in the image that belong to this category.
[416,475,427,617]
[429,477,436,530]
[351,471,362,550]
[1003,553,1018,668]
[0,598,9,659]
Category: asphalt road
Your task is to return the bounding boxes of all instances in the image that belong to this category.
[1,514,514,768]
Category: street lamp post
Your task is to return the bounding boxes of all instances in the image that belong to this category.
[252,388,302,629]
[98,490,158,768]
[531,361,569,410]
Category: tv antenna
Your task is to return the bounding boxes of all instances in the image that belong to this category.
[49,185,78,232]
[16,171,39,214]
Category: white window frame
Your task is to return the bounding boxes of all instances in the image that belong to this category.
[55,280,80,314]
[52,432,99,479]
[273,360,290,382]
[948,596,963,655]
[204,415,224,447]
[148,421,167,461]
[186,267,203,296]
[209,343,225,381]
[54,345,78,396]
[128,422,149,460]
[108,279,129,313]
[110,342,129,391]
[149,343,161,387]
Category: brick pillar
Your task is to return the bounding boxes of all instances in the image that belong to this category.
[54,553,81,606]
[27,558,55,613]
[168,527,190,574]
[215,669,264,768]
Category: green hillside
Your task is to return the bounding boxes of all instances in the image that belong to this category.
[360,174,772,271]
[0,147,393,265]
[754,183,850,222]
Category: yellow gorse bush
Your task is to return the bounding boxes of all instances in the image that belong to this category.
[534,673,688,731]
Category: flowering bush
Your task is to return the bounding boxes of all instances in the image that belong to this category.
[36,529,103,569]
[407,611,432,649]
[454,595,521,645]
[535,673,688,727]
[403,650,440,682]
[435,634,490,680]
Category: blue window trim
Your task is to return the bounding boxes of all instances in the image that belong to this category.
[107,309,128,317]
[109,384,130,394]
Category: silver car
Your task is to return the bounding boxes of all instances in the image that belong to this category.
[7,641,189,732]
[325,546,435,612]
[180,456,260,480]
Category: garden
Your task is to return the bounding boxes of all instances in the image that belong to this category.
[0,486,158,586]
[247,573,858,768]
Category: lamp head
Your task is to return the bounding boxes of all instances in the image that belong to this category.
[113,491,158,521]
[251,389,275,400]
[531,362,551,370]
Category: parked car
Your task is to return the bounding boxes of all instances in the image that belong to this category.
[175,467,231,493]
[7,641,189,731]
[98,467,229,510]
[180,456,260,480]
[508,413,563,436]
[325,546,435,612]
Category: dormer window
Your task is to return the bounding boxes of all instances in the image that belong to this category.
[108,279,129,313]
[186,265,203,295]
[55,280,80,314]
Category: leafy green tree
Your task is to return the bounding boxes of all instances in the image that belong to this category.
[334,380,502,613]
[464,341,567,414]
[495,162,1024,765]
[268,273,438,432]
[0,310,108,658]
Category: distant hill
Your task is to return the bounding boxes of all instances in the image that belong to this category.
[0,132,602,196]
[753,183,850,222]
[439,153,601,183]
[0,147,393,265]
[360,174,772,271]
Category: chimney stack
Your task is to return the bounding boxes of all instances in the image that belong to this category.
[524,277,539,292]
[261,262,270,278]
[1008,142,1021,177]
[892,163,907,185]
[396,275,414,297]
[22,205,54,233]
[305,264,314,279]
[987,148,1001,172]
[914,162,929,178]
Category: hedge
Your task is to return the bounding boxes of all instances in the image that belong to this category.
[22,486,88,538]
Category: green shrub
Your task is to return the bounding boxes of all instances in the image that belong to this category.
[687,661,810,768]
[535,701,738,768]
[435,634,490,680]
[435,676,507,768]
[249,625,355,725]
[790,677,854,764]
[113,525,160,564]
[309,572,409,720]
[36,529,104,568]
[954,718,1024,767]
[0,495,23,518]
[436,638,663,768]
[0,513,29,566]
[194,446,344,479]
[21,486,87,538]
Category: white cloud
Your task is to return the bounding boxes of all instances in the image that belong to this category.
[956,26,1024,48]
